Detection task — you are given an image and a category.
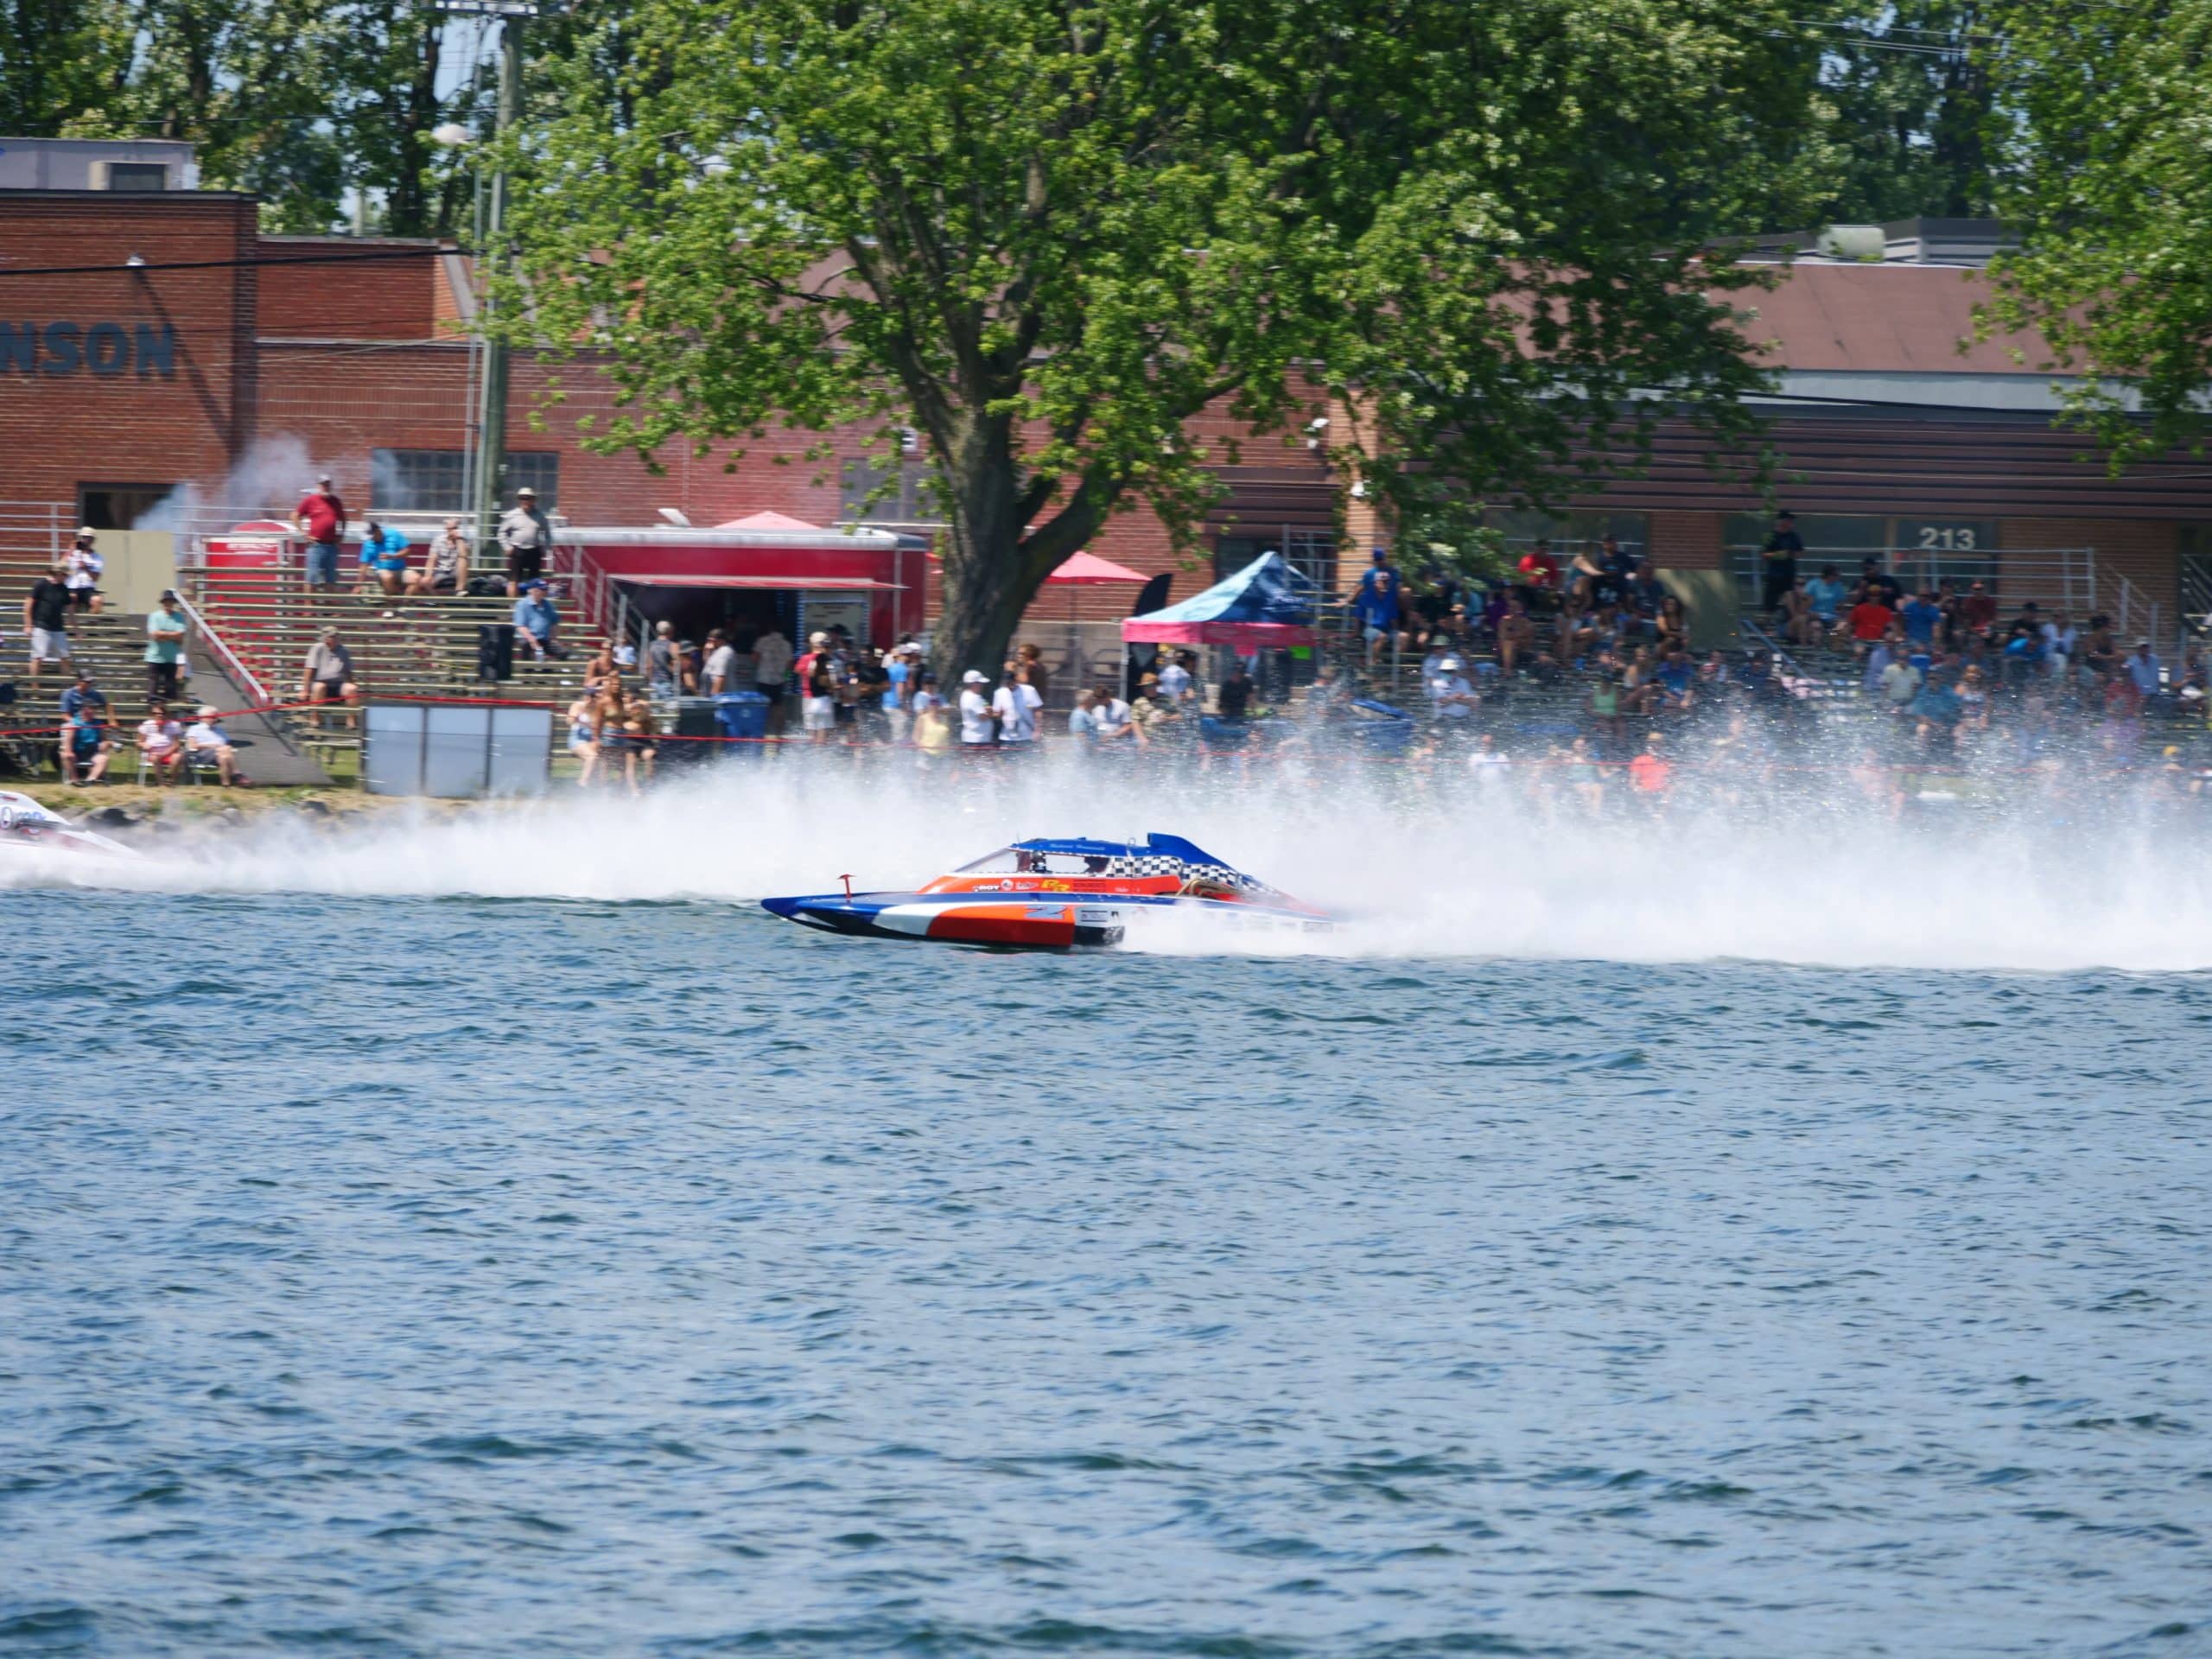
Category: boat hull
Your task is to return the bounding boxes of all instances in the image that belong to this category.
[760,890,1332,950]
[762,892,1124,949]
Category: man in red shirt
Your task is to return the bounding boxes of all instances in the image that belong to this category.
[295,474,347,589]
[1960,581,1999,636]
[1847,595,1893,650]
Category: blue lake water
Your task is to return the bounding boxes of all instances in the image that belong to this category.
[3,778,2211,1656]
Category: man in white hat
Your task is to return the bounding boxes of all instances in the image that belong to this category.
[499,485,553,596]
[1427,654,1477,718]
[791,630,831,701]
[66,526,105,614]
[294,473,347,589]
[183,703,242,786]
[957,668,998,747]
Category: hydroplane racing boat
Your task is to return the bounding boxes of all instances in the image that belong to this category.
[0,790,139,861]
[761,833,1330,950]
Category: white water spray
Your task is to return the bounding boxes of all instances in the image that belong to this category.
[9,759,2212,972]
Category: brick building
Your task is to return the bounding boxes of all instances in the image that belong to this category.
[4,146,2210,643]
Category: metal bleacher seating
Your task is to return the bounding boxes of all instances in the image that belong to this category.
[2,550,603,783]
[0,551,159,776]
[180,569,605,762]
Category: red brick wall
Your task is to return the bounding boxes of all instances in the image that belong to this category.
[0,191,257,508]
[251,341,859,522]
[1649,512,1725,571]
[256,237,442,342]
[2000,516,2179,614]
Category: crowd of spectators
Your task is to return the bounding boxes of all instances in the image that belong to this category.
[1340,524,2209,768]
[19,500,2211,803]
[293,475,554,598]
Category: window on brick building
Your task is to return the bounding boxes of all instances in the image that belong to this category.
[372,449,559,512]
[105,163,170,192]
[504,454,560,508]
[1211,531,1336,594]
[79,482,175,530]
[1723,512,1997,595]
[839,456,940,525]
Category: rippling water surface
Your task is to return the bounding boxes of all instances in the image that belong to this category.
[4,775,2211,1656]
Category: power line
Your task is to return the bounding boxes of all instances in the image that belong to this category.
[0,245,454,280]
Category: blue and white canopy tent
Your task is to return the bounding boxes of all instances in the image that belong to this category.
[1119,551,1319,648]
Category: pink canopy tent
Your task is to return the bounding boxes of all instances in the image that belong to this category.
[1045,550,1149,586]
[925,548,1147,587]
[1038,551,1146,679]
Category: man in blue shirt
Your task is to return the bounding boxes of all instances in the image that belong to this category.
[360,520,411,597]
[356,519,405,595]
[59,670,106,720]
[58,705,113,785]
[1898,589,1942,645]
[1353,548,1402,664]
[512,582,570,660]
[2126,640,2164,696]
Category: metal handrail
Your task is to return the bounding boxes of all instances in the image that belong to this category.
[1738,615,1858,702]
[169,588,273,711]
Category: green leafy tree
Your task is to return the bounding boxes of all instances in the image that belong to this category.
[507,0,1828,677]
[0,0,130,135]
[48,0,348,230]
[30,0,485,234]
[1808,2,1999,224]
[1982,1,2212,467]
[329,0,481,238]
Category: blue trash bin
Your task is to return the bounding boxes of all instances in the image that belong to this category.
[714,691,771,752]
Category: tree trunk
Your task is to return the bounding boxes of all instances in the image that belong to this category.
[932,414,1044,682]
[928,413,1115,686]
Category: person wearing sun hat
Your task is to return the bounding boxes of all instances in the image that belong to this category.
[1426,653,1477,719]
[957,667,998,747]
[498,484,553,595]
[183,703,243,786]
[65,525,105,613]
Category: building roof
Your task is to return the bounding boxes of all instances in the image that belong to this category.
[1738,263,2047,376]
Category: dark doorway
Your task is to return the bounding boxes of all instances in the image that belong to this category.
[78,482,175,530]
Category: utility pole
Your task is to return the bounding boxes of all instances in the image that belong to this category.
[435,0,540,555]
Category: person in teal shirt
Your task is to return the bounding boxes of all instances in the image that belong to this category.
[1805,564,1847,636]
[359,520,410,596]
[143,589,188,703]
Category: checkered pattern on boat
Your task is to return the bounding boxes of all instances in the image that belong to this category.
[1103,855,1254,887]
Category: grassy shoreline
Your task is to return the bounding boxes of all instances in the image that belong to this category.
[12,780,416,821]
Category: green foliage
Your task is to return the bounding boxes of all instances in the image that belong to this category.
[12,0,486,234]
[1984,0,2212,468]
[506,0,1828,673]
[0,0,131,137]
[91,0,349,231]
[1802,2,1999,224]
